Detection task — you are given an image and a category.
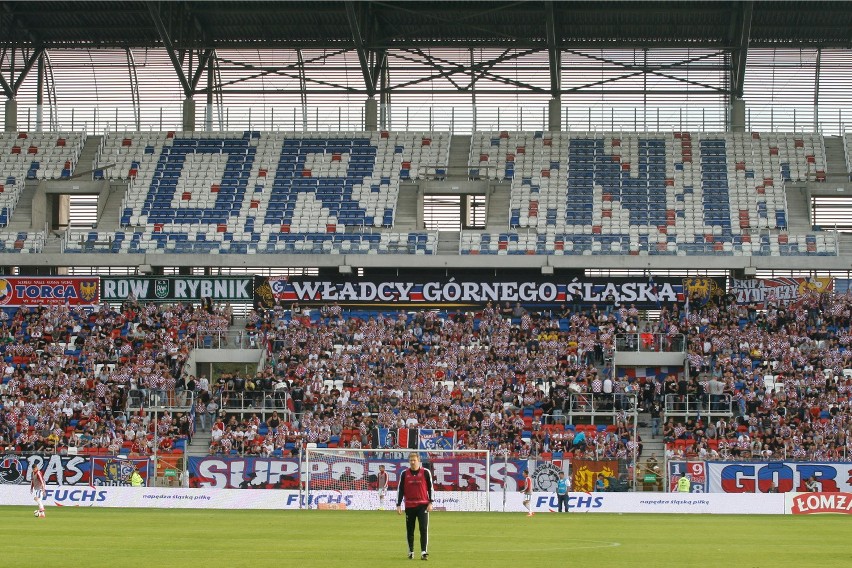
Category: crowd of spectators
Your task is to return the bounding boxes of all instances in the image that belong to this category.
[3,283,852,465]
[219,287,852,463]
[0,301,229,456]
[220,300,645,459]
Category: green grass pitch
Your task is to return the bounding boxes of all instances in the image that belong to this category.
[3,507,848,567]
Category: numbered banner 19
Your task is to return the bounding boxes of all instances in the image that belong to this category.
[668,461,706,493]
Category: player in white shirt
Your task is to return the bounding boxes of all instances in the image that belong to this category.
[522,469,534,516]
[31,466,46,518]
[377,464,389,510]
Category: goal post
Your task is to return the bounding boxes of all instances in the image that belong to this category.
[304,448,491,511]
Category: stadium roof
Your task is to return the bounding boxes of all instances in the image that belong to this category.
[3,1,852,50]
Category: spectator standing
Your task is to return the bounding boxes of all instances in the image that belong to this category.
[555,470,569,512]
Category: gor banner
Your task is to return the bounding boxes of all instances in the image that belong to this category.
[254,276,723,308]
[102,276,254,302]
[708,461,851,493]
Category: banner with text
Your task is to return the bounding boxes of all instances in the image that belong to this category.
[708,461,852,493]
[730,277,834,308]
[253,276,722,308]
[101,276,254,303]
[0,454,150,486]
[0,485,787,513]
[188,456,528,491]
[0,277,99,307]
[787,492,852,515]
[667,461,707,492]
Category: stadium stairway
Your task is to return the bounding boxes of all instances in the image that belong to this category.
[485,181,511,230]
[187,429,213,457]
[394,183,419,230]
[823,136,849,183]
[782,184,812,233]
[6,184,35,230]
[76,135,103,177]
[637,416,664,463]
[94,182,128,231]
[437,230,460,254]
[447,135,472,179]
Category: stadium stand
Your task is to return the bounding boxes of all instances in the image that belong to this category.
[0,131,86,227]
[464,131,834,256]
[2,288,852,464]
[0,302,229,456]
[193,285,852,462]
[75,130,449,254]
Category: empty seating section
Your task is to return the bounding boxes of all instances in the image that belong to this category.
[94,130,448,254]
[0,131,85,226]
[63,229,437,255]
[466,131,831,256]
[0,231,44,253]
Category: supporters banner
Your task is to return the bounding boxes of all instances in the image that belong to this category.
[188,456,529,490]
[373,428,419,449]
[707,461,852,493]
[101,276,254,302]
[418,429,456,451]
[253,275,721,308]
[0,454,149,486]
[0,276,99,307]
[667,461,707,492]
[730,277,834,308]
[89,456,151,486]
[571,459,619,492]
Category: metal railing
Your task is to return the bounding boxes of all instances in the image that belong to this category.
[126,389,196,412]
[564,392,639,418]
[615,333,686,353]
[663,394,733,417]
[11,103,852,136]
[218,390,292,414]
[194,330,266,349]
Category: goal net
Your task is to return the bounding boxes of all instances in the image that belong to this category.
[304,448,491,512]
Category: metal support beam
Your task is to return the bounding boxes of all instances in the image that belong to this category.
[190,49,213,91]
[345,1,378,95]
[545,1,561,96]
[10,45,43,93]
[730,1,753,99]
[0,72,12,99]
[147,1,192,96]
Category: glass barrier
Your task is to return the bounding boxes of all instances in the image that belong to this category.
[615,333,685,353]
[663,394,733,416]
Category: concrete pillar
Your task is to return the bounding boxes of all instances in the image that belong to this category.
[364,97,378,131]
[5,99,17,132]
[730,97,746,132]
[548,97,562,132]
[182,97,196,132]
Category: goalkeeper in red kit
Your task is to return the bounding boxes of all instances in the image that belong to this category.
[396,453,434,560]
